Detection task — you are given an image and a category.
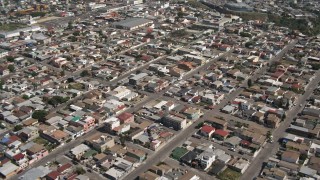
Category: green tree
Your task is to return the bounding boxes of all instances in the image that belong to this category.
[32,110,48,122]
[48,96,69,107]
[6,56,14,62]
[8,64,15,72]
[177,11,184,18]
[75,167,86,175]
[0,80,4,90]
[67,21,73,29]
[266,131,272,139]
[60,70,65,77]
[80,70,90,77]
[13,125,23,132]
[73,31,80,36]
[69,36,77,42]
[247,79,252,87]
[22,94,29,100]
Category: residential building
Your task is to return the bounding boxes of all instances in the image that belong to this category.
[85,133,115,152]
[161,115,187,130]
[281,150,300,164]
[117,112,134,124]
[70,144,90,160]
[200,125,215,138]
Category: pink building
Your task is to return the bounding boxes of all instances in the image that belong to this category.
[70,116,96,133]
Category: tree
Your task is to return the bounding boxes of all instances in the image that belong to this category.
[0,80,4,90]
[60,70,65,77]
[75,167,86,175]
[8,64,15,72]
[13,125,23,132]
[80,70,90,77]
[31,71,38,77]
[6,56,14,62]
[67,77,75,83]
[119,134,126,146]
[22,94,29,100]
[69,36,77,42]
[266,131,272,139]
[67,21,73,29]
[48,96,69,107]
[32,110,48,122]
[247,79,252,87]
[73,31,80,36]
[177,11,184,18]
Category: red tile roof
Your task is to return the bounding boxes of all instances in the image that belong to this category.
[201,125,215,133]
[46,171,60,180]
[117,112,133,121]
[13,153,24,161]
[57,163,72,173]
[214,129,229,137]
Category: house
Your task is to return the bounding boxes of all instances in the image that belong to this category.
[105,117,121,133]
[85,133,115,152]
[57,163,72,174]
[201,93,224,105]
[224,136,242,148]
[180,151,197,166]
[12,153,28,168]
[114,157,132,171]
[229,158,250,174]
[45,171,60,180]
[182,107,202,120]
[126,148,146,162]
[262,168,287,180]
[113,124,130,135]
[26,143,48,163]
[104,167,125,180]
[252,111,265,124]
[221,105,237,115]
[1,135,21,148]
[161,115,187,130]
[70,144,90,160]
[281,150,300,164]
[20,166,51,180]
[108,86,132,100]
[69,116,96,133]
[18,126,39,141]
[200,125,215,138]
[309,156,320,174]
[197,150,216,170]
[207,117,228,130]
[117,112,134,124]
[213,129,229,140]
[0,162,19,179]
[40,129,69,144]
[243,109,256,119]
[265,114,280,128]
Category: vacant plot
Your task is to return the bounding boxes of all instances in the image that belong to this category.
[0,23,26,31]
[69,83,85,90]
[218,168,242,180]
